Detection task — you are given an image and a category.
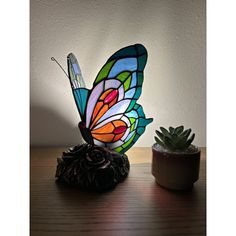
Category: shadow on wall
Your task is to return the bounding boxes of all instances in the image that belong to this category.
[30,106,82,147]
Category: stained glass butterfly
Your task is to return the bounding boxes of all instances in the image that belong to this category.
[64,44,153,154]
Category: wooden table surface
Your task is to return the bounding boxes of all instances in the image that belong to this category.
[31,147,206,236]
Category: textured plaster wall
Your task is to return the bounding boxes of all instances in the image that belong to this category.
[30,0,206,147]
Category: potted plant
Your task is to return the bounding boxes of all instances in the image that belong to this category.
[152,126,201,190]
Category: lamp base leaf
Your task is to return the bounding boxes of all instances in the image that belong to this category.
[55,144,130,191]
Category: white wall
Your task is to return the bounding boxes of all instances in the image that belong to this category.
[30,0,206,147]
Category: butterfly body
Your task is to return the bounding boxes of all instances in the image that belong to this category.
[78,121,94,145]
[67,44,153,154]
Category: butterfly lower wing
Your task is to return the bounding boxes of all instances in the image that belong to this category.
[87,84,153,152]
[91,119,128,145]
[106,104,153,153]
[90,103,153,153]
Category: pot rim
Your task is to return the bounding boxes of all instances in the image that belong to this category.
[152,143,200,156]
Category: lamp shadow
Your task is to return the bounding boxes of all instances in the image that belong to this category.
[30,105,82,146]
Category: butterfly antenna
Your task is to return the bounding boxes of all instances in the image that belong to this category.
[51,57,69,79]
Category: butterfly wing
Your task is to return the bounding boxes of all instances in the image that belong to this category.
[67,53,89,119]
[112,104,152,153]
[92,103,153,153]
[84,44,153,153]
[86,44,147,127]
[94,44,147,108]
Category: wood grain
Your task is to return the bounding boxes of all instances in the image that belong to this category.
[31,147,206,236]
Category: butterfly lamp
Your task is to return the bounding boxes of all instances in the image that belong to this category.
[53,44,153,191]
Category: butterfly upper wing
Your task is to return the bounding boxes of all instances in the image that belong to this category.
[94,44,147,85]
[84,44,153,153]
[86,44,147,127]
[94,44,147,112]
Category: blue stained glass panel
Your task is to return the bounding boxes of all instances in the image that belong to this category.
[109,46,137,60]
[137,127,145,135]
[125,88,136,98]
[109,58,137,78]
[131,73,137,87]
[127,110,138,118]
[138,55,147,70]
[133,133,140,142]
[73,88,88,116]
[134,87,142,99]
[137,106,143,114]
[72,63,80,74]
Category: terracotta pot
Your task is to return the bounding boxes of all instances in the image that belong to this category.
[152,145,201,190]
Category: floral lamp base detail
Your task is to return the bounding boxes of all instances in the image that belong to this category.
[56,144,130,191]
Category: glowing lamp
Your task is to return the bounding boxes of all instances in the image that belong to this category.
[53,44,153,191]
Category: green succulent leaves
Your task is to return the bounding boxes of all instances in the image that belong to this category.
[154,126,195,152]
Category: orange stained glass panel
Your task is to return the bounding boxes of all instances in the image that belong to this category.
[91,122,114,134]
[90,104,109,128]
[92,101,103,121]
[113,120,126,128]
[92,133,114,142]
[100,89,113,100]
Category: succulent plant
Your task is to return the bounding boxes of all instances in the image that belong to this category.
[154,126,195,152]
